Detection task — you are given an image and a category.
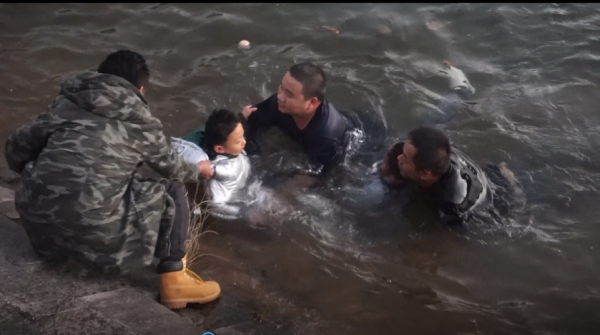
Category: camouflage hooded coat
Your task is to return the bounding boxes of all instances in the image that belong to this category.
[4,72,200,273]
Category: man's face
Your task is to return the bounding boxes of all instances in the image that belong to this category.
[215,123,246,156]
[277,72,319,116]
[397,140,421,181]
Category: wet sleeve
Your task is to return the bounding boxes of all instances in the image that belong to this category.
[213,160,237,182]
[4,111,53,173]
[244,94,278,154]
[144,128,200,182]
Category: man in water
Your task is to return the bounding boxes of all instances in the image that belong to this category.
[379,63,523,224]
[383,126,493,225]
[4,50,220,309]
[241,62,354,175]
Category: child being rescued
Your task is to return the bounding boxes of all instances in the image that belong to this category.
[171,109,250,219]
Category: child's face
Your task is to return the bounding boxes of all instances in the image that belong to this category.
[381,147,404,187]
[215,123,246,156]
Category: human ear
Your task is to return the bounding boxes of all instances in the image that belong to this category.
[309,97,320,108]
[214,145,225,154]
[418,170,432,181]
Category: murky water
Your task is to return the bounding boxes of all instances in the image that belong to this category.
[2,3,600,334]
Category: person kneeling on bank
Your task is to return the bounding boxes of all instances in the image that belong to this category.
[4,50,220,309]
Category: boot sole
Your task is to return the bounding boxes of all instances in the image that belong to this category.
[161,289,221,310]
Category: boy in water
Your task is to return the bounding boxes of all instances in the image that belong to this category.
[172,109,250,219]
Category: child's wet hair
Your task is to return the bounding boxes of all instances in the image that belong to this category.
[204,109,244,149]
[386,142,404,179]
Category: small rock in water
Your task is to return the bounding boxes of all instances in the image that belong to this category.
[426,20,445,31]
[238,40,250,49]
[376,25,392,36]
[322,25,339,34]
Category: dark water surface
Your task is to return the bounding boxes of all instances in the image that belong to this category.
[2,3,600,334]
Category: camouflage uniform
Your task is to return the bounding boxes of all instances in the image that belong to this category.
[4,72,199,274]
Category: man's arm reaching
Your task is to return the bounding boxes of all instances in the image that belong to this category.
[143,128,211,182]
[242,94,279,155]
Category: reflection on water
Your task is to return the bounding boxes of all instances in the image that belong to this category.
[2,3,600,334]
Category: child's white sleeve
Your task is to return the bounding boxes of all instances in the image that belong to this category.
[213,160,237,182]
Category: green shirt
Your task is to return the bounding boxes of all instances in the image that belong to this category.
[182,125,206,147]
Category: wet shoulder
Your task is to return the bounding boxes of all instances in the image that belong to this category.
[307,99,348,139]
[451,146,485,176]
[213,153,250,179]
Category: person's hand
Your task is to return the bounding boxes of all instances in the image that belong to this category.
[197,160,214,179]
[242,105,257,119]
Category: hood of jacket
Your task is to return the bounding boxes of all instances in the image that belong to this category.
[60,71,159,125]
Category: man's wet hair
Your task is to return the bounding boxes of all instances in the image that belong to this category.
[407,126,451,177]
[205,109,244,149]
[97,50,150,89]
[386,142,405,180]
[288,62,326,102]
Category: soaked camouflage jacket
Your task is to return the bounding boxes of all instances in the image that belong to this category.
[4,72,199,273]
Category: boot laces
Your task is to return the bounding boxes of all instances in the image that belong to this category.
[184,267,205,283]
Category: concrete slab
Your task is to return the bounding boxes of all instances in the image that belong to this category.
[0,185,14,203]
[78,288,203,335]
[0,215,211,335]
[213,322,251,335]
[42,305,137,335]
[0,201,19,219]
[0,167,19,184]
[0,300,41,335]
[0,185,19,219]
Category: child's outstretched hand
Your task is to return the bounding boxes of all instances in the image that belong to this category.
[197,160,214,179]
[242,105,257,118]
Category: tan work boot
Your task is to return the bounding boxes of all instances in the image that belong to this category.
[160,263,221,309]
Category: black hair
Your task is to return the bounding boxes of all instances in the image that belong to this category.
[97,50,150,89]
[204,109,244,150]
[386,142,405,180]
[288,62,326,101]
[407,126,451,176]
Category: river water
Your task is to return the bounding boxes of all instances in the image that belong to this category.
[1,3,600,335]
